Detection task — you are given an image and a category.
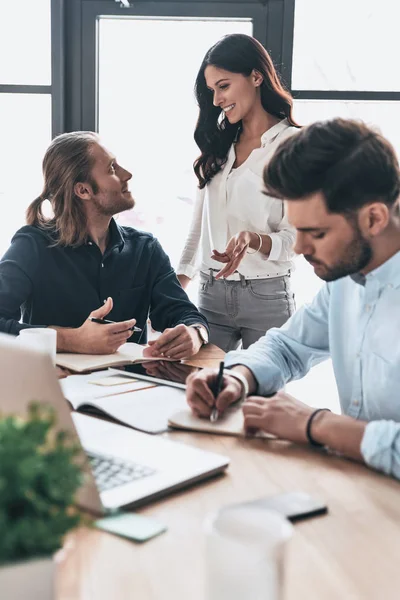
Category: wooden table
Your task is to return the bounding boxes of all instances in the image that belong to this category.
[57,346,400,600]
[183,342,225,368]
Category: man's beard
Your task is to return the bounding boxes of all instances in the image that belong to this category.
[92,190,135,216]
[305,227,373,282]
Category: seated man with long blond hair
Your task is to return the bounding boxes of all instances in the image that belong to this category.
[0,132,208,358]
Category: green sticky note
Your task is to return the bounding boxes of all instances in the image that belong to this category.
[95,512,167,542]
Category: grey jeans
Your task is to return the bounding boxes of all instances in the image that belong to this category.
[198,270,295,352]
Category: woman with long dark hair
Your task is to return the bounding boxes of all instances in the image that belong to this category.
[177,33,300,351]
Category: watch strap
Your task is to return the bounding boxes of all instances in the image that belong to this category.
[190,324,209,345]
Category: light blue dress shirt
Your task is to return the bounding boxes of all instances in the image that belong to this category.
[224,250,400,480]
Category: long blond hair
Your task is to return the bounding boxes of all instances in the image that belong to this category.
[26,131,99,247]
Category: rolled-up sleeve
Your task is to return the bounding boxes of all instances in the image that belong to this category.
[267,207,296,263]
[224,283,331,395]
[361,420,400,480]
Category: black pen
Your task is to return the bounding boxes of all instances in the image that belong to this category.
[210,361,224,423]
[89,317,142,333]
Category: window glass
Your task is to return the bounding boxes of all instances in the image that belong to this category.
[0,0,51,85]
[292,0,400,91]
[0,94,52,256]
[98,17,252,268]
[294,100,400,156]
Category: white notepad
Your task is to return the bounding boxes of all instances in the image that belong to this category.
[168,406,275,439]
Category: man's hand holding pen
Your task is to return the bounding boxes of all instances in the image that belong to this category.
[66,297,137,354]
[186,367,243,419]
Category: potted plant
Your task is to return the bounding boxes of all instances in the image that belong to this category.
[0,403,84,600]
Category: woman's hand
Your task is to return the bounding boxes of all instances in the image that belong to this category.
[211,231,258,279]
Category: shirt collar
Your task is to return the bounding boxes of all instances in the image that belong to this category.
[86,218,125,253]
[351,249,400,289]
[107,218,125,252]
[365,249,400,288]
[350,272,366,286]
[233,118,290,145]
[261,118,290,146]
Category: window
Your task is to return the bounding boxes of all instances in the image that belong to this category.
[0,0,52,256]
[294,100,400,156]
[0,94,51,256]
[0,0,51,85]
[98,17,252,268]
[291,0,400,155]
[290,0,400,150]
[288,0,400,317]
[292,0,400,92]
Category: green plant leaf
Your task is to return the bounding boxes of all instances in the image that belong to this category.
[0,402,86,564]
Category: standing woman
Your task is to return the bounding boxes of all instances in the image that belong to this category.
[177,33,300,352]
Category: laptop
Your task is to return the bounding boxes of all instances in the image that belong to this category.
[0,333,229,513]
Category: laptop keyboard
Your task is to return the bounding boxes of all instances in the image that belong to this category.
[87,451,156,492]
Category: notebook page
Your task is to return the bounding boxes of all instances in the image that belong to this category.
[56,343,178,372]
[168,406,274,438]
[56,343,144,372]
[61,371,155,409]
[82,385,188,433]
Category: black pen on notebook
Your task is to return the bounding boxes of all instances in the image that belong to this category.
[89,317,142,333]
[210,361,224,423]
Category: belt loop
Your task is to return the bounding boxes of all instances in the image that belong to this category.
[240,273,246,288]
[208,268,214,285]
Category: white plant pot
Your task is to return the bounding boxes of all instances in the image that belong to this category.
[0,556,55,600]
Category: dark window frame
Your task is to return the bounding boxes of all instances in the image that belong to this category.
[283,0,400,104]
[0,0,64,137]
[63,0,292,132]
[57,0,400,135]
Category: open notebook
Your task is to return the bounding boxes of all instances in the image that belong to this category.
[168,406,275,439]
[56,342,177,373]
[61,371,188,434]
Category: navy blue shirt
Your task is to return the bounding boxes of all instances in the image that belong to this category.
[0,219,208,343]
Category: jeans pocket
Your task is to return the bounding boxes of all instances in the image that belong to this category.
[248,279,286,300]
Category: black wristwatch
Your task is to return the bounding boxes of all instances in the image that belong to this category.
[191,324,209,346]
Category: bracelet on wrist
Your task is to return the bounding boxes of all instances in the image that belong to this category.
[306,408,331,447]
[246,232,263,255]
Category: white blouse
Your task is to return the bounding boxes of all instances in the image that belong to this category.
[177,119,298,281]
